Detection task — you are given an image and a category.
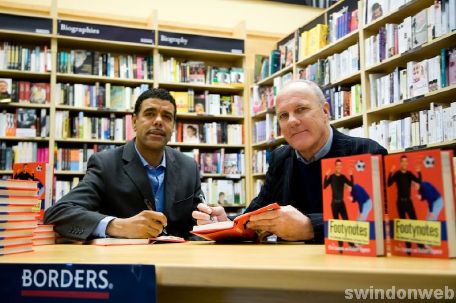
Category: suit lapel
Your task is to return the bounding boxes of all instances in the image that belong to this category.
[164,147,177,215]
[122,141,155,210]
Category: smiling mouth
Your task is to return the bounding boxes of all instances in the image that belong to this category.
[291,130,308,138]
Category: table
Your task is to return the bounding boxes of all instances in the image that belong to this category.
[1,243,455,302]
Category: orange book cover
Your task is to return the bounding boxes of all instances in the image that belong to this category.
[191,203,280,242]
[322,154,385,256]
[385,149,456,258]
[12,162,54,221]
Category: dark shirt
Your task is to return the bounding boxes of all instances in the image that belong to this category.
[323,174,353,201]
[387,170,421,199]
[351,184,370,208]
[418,181,441,211]
[15,172,34,180]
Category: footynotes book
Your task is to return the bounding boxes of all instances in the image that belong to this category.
[191,203,280,242]
[12,162,53,221]
[322,154,385,256]
[385,149,456,258]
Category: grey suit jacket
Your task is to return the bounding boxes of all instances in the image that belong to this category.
[44,141,202,240]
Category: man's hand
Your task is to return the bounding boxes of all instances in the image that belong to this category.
[325,168,331,176]
[246,205,314,241]
[106,210,167,238]
[192,203,229,225]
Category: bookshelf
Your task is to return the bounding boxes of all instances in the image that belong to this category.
[249,0,456,195]
[0,1,253,213]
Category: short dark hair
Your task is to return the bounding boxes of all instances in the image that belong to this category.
[186,125,197,132]
[400,155,408,160]
[134,88,176,118]
[335,159,342,164]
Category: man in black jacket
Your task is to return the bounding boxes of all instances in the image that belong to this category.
[193,80,387,243]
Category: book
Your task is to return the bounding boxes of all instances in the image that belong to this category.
[0,243,33,256]
[191,203,280,242]
[230,67,244,85]
[90,235,185,246]
[182,123,200,143]
[15,108,37,137]
[13,162,54,221]
[385,149,456,258]
[0,179,38,190]
[0,78,12,103]
[29,83,50,104]
[322,154,385,256]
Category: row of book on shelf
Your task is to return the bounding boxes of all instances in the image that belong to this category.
[0,108,49,138]
[159,56,244,85]
[253,2,358,82]
[0,79,50,104]
[0,162,56,255]
[171,90,243,116]
[252,114,281,144]
[0,42,51,72]
[55,82,150,110]
[365,2,456,68]
[322,148,456,258]
[54,111,135,142]
[201,178,245,209]
[364,0,456,29]
[178,148,245,176]
[171,122,243,145]
[57,49,153,80]
[369,101,456,152]
[0,143,49,170]
[369,48,456,109]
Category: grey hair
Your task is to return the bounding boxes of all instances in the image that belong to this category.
[280,79,326,106]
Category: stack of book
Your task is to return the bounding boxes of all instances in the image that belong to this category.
[0,179,39,255]
[32,224,56,246]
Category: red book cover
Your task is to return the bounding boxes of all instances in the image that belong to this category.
[191,203,280,242]
[322,154,385,256]
[12,162,54,221]
[385,149,456,258]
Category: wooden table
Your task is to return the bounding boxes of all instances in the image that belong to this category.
[1,243,455,302]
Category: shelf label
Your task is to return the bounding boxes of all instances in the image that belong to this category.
[404,95,424,103]
[58,20,154,45]
[158,31,244,53]
[0,13,51,34]
[405,145,427,151]
[0,263,156,303]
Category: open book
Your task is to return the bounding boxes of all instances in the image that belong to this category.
[90,235,185,246]
[191,203,280,241]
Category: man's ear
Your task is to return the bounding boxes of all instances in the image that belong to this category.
[132,114,137,131]
[322,102,330,117]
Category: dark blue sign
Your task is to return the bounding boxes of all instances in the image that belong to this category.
[58,20,154,45]
[0,263,156,303]
[158,31,244,53]
[0,13,51,34]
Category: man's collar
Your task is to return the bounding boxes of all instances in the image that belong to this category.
[134,144,166,169]
[295,126,333,164]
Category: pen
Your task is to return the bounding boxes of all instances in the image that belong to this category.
[144,198,168,235]
[199,193,215,223]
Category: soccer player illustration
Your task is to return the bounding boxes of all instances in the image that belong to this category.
[323,159,354,249]
[415,181,443,221]
[347,184,372,221]
[387,155,424,252]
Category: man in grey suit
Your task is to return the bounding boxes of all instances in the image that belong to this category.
[45,88,202,240]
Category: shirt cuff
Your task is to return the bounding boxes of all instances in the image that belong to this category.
[92,216,116,238]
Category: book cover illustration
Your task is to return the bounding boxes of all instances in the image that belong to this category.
[182,123,200,143]
[322,154,385,256]
[0,78,12,103]
[385,149,456,258]
[12,162,53,222]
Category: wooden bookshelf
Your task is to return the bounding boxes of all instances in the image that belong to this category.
[157,81,243,94]
[176,113,244,122]
[248,0,456,196]
[55,73,155,85]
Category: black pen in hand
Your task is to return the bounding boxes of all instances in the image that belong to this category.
[144,198,168,236]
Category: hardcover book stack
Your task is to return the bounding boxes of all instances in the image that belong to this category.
[0,179,40,255]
